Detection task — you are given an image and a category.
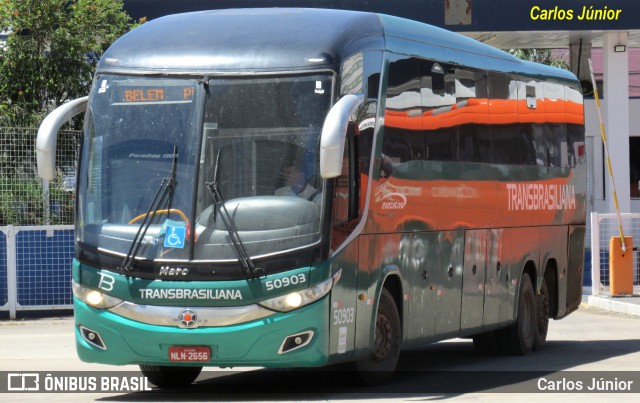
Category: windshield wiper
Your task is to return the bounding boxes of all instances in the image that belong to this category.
[120,145,178,272]
[205,149,263,278]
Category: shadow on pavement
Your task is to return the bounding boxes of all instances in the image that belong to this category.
[99,338,640,401]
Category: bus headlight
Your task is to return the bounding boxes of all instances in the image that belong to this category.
[259,269,342,312]
[72,281,123,309]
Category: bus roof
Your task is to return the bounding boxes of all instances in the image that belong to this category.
[99,8,383,73]
[98,8,577,83]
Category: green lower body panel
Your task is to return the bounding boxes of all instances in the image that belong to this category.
[74,297,330,368]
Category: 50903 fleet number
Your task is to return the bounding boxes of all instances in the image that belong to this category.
[333,307,355,325]
[265,274,307,291]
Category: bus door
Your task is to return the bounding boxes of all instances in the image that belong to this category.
[432,231,464,337]
[460,229,489,335]
[407,230,464,342]
[483,228,505,329]
[404,232,437,342]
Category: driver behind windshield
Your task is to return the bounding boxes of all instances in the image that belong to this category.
[275,152,322,203]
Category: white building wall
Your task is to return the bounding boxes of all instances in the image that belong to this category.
[586,98,640,215]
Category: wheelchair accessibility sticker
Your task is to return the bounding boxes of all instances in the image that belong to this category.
[164,225,186,249]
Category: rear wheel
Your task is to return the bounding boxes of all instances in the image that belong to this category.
[139,365,202,388]
[355,288,401,385]
[503,272,536,355]
[534,277,550,351]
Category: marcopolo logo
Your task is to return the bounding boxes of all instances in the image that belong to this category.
[179,309,198,328]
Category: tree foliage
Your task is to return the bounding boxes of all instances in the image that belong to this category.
[508,48,570,70]
[0,0,143,126]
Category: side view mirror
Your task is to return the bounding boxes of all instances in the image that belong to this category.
[36,96,89,180]
[319,94,364,178]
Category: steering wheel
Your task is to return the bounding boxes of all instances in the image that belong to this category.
[129,208,191,240]
[128,208,189,225]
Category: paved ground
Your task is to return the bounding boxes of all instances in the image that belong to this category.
[0,301,639,402]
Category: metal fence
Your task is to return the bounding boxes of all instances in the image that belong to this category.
[0,127,80,226]
[0,225,74,319]
[590,212,640,296]
[0,127,79,318]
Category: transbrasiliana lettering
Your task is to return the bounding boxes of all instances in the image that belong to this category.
[138,288,242,300]
[506,183,576,211]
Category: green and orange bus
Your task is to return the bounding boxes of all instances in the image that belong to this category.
[37,8,585,386]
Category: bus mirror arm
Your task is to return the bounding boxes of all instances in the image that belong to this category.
[319,93,364,178]
[36,96,89,180]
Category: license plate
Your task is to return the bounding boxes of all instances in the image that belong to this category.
[168,346,211,362]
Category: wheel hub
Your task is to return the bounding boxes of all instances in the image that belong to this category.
[373,313,392,362]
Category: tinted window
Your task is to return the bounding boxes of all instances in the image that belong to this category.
[382,57,424,177]
[488,73,524,165]
[455,68,489,163]
[382,57,579,169]
[422,60,456,161]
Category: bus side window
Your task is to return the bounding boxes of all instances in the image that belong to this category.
[564,82,585,168]
[488,72,530,165]
[358,126,373,213]
[455,68,489,163]
[546,124,565,167]
[332,144,350,225]
[421,60,456,161]
[382,57,423,177]
[331,126,359,250]
[544,81,566,168]
[527,125,548,166]
[333,124,360,224]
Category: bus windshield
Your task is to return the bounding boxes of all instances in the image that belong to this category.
[77,73,332,265]
[194,75,332,261]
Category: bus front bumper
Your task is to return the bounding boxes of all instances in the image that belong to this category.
[74,297,330,367]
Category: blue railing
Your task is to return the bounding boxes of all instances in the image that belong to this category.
[0,225,74,319]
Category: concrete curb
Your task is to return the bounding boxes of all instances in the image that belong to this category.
[586,295,640,317]
[0,315,73,326]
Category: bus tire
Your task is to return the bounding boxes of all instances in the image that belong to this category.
[534,277,550,351]
[355,288,401,385]
[504,272,536,355]
[139,365,202,388]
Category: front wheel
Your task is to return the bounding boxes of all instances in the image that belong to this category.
[139,365,202,388]
[355,288,401,385]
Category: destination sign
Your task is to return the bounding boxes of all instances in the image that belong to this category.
[111,85,195,105]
